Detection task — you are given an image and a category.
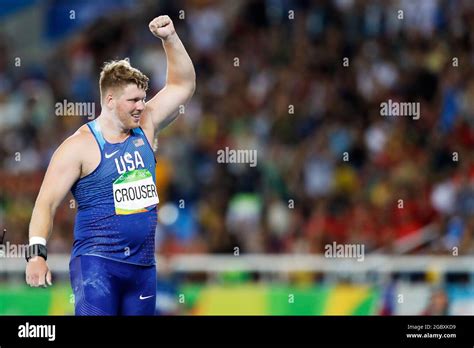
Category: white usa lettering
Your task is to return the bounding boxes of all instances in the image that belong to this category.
[114,151,145,174]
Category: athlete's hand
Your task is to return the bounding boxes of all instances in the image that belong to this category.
[149,16,176,41]
[26,256,53,287]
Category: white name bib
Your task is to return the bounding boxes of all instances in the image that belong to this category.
[113,169,159,215]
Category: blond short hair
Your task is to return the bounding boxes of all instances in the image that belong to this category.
[99,59,149,101]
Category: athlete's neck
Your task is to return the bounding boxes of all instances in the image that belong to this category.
[96,115,131,143]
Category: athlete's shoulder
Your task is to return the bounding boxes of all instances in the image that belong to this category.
[55,124,95,155]
[67,124,94,144]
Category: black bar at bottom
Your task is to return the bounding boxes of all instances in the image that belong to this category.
[0,315,473,346]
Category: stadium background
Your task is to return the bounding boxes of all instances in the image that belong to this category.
[1,0,474,315]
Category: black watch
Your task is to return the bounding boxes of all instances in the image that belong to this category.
[25,244,48,262]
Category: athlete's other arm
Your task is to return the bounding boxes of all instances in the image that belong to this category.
[142,15,196,136]
[26,135,82,287]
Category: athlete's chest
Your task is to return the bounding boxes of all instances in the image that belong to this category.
[103,140,154,176]
[80,137,154,178]
[110,148,143,172]
[104,141,158,215]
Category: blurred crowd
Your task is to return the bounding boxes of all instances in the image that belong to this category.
[1,0,474,256]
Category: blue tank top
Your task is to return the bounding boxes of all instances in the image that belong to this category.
[70,119,158,266]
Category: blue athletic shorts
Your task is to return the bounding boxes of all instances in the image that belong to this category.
[69,255,156,315]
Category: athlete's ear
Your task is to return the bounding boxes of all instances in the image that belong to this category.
[104,92,115,110]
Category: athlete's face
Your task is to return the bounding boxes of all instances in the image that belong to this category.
[112,84,146,129]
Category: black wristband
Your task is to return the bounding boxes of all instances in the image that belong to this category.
[25,244,48,262]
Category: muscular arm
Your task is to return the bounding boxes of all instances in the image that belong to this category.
[142,16,196,136]
[29,136,82,241]
[26,135,82,287]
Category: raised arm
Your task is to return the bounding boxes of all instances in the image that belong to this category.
[26,135,82,287]
[142,15,196,135]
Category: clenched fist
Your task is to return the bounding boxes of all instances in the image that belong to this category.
[149,16,176,41]
[26,256,52,287]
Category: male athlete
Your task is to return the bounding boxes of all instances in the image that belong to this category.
[25,16,195,315]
